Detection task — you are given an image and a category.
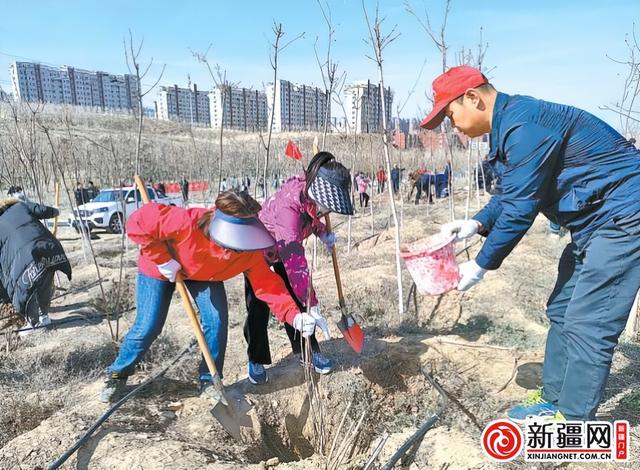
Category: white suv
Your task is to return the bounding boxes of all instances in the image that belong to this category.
[72,186,183,234]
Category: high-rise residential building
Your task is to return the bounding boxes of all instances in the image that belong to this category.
[156,84,210,126]
[265,79,329,132]
[9,61,139,111]
[344,80,393,134]
[209,85,268,131]
[393,117,410,134]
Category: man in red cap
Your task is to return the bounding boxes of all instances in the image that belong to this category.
[423,66,640,423]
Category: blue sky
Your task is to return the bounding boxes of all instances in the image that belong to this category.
[0,0,638,129]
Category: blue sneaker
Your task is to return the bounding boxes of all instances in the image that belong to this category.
[301,351,334,374]
[247,361,268,385]
[507,389,558,423]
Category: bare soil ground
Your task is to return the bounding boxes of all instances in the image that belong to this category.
[1,190,639,469]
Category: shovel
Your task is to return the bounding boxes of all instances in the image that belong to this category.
[134,176,252,440]
[324,214,364,353]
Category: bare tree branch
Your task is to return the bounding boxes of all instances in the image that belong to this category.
[192,45,239,195]
[405,0,451,71]
[606,23,640,136]
[362,0,404,316]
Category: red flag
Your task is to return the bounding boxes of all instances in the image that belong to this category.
[284,140,303,160]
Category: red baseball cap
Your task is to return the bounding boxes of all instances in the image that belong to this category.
[420,66,489,129]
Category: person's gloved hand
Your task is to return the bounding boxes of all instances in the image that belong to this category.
[309,305,331,340]
[457,260,487,291]
[157,259,181,283]
[293,312,317,337]
[319,231,337,250]
[440,219,480,241]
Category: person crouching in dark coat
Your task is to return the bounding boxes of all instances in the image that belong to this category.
[0,197,71,333]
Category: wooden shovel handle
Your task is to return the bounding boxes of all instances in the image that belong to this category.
[324,214,346,309]
[134,175,221,380]
[173,280,221,379]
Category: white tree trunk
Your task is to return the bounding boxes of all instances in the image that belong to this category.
[377,82,404,317]
[623,292,640,341]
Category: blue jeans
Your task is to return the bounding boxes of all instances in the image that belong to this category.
[108,273,228,382]
[542,215,640,419]
[549,221,562,234]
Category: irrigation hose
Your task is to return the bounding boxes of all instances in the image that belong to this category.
[9,307,136,334]
[381,370,448,470]
[47,339,197,470]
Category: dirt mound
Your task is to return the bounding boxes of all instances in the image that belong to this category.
[0,334,472,469]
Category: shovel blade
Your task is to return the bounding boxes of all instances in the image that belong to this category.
[336,313,364,353]
[210,388,253,441]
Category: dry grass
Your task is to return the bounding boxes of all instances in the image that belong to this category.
[88,274,136,316]
[0,392,64,449]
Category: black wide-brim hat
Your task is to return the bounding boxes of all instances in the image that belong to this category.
[308,165,354,216]
[209,209,276,251]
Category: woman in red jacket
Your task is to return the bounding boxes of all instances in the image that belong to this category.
[100,190,322,403]
[376,166,387,194]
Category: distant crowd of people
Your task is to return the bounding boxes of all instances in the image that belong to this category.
[220,176,252,193]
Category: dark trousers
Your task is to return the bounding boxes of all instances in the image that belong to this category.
[415,179,433,204]
[244,262,319,364]
[24,270,55,325]
[391,178,399,194]
[359,192,369,208]
[377,181,385,194]
[542,215,640,420]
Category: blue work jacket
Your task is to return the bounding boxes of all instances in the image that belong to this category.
[473,92,640,270]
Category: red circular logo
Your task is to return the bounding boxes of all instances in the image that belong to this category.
[481,420,523,461]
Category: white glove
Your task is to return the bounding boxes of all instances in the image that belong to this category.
[318,231,337,250]
[457,260,487,291]
[440,219,480,241]
[157,258,181,282]
[309,305,331,340]
[292,312,317,337]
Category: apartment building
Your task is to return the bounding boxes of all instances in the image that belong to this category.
[344,80,393,133]
[156,84,211,126]
[209,85,268,131]
[10,61,139,111]
[265,79,329,132]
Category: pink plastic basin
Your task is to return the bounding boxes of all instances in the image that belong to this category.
[401,233,460,295]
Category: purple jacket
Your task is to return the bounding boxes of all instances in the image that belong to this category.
[259,175,328,307]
